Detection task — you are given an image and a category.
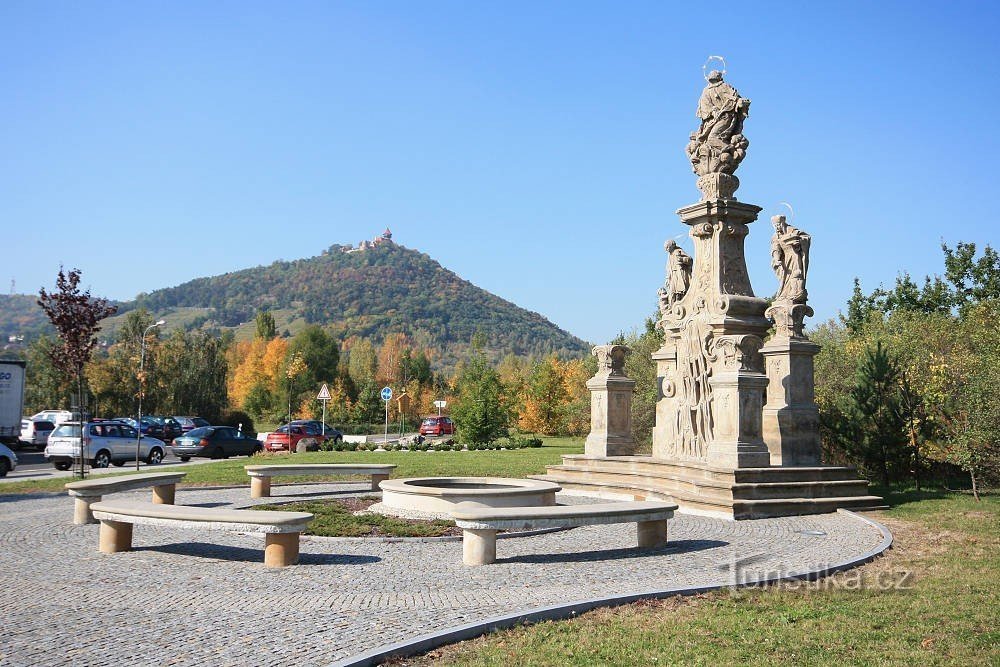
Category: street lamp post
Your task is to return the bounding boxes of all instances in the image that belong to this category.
[135,319,165,470]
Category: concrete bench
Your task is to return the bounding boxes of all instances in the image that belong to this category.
[450,500,678,565]
[245,464,397,498]
[90,500,314,568]
[65,472,187,525]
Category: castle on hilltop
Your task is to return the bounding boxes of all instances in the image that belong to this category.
[342,228,394,253]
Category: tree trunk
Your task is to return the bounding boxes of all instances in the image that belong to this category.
[971,469,980,502]
[909,425,920,493]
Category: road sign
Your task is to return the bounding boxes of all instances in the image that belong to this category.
[317,383,331,400]
[381,386,393,402]
[433,400,447,408]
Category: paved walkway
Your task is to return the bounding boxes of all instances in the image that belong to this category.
[0,484,887,666]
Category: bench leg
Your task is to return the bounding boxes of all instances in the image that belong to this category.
[251,476,271,499]
[637,519,668,549]
[73,496,100,525]
[152,483,176,505]
[370,474,389,491]
[264,532,300,567]
[462,529,497,566]
[99,520,133,553]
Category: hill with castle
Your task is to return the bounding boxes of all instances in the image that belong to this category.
[1,231,590,368]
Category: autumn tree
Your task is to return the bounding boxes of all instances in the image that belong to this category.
[37,268,117,476]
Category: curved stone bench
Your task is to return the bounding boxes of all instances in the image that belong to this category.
[65,472,187,525]
[245,464,396,498]
[90,500,313,568]
[450,500,678,565]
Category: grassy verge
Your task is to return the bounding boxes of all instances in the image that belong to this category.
[254,496,458,537]
[397,489,998,666]
[0,436,583,495]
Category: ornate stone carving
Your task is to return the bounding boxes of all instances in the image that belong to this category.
[592,344,630,378]
[767,214,813,338]
[766,302,815,340]
[686,70,751,201]
[770,215,810,304]
[657,240,692,326]
[710,335,764,373]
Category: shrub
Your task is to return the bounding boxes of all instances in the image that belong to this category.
[220,411,256,438]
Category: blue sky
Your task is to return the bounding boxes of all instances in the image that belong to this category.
[4,1,998,344]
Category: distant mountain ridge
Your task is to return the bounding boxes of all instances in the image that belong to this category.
[2,242,590,367]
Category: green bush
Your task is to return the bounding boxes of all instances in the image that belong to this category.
[220,411,256,438]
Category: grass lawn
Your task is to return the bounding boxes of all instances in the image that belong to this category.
[395,489,999,666]
[254,496,458,537]
[0,436,583,495]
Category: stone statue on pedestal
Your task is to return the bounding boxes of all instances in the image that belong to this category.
[762,214,821,464]
[766,215,814,339]
[770,215,811,304]
[686,70,751,201]
[657,240,692,324]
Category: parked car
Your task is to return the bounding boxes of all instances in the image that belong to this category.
[19,418,55,450]
[291,420,343,443]
[30,410,77,426]
[156,416,183,442]
[170,426,262,461]
[419,416,455,437]
[44,420,167,470]
[264,424,317,452]
[0,442,17,477]
[173,416,210,433]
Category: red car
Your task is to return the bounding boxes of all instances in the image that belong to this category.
[264,424,321,452]
[419,416,455,436]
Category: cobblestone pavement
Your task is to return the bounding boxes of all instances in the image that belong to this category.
[0,484,886,666]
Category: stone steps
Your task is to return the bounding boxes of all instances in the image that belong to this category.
[534,456,885,519]
[560,455,862,484]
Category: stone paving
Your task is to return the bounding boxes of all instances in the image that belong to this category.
[0,483,887,666]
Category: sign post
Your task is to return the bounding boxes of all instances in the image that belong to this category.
[433,400,447,416]
[396,392,411,437]
[317,383,332,436]
[380,386,393,447]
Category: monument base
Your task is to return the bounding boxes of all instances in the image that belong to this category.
[530,455,885,520]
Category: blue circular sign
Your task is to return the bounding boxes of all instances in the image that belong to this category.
[380,386,393,401]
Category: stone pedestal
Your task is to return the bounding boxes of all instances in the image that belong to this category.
[653,200,772,469]
[706,371,770,468]
[264,532,300,568]
[585,345,636,457]
[761,335,821,466]
[651,347,676,460]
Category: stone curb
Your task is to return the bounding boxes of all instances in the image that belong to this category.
[327,509,893,667]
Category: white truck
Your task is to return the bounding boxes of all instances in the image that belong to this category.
[0,360,27,449]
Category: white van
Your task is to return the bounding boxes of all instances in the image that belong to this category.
[31,410,77,426]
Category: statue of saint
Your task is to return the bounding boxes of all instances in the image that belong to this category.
[687,70,751,177]
[658,240,692,321]
[770,215,811,304]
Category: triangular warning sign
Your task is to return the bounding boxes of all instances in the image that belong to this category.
[317,383,331,400]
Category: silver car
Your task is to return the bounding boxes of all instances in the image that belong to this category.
[0,442,17,477]
[45,421,167,470]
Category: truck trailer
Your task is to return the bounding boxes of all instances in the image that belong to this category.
[0,360,27,448]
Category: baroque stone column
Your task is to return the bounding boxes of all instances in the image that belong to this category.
[585,345,636,457]
[652,67,771,469]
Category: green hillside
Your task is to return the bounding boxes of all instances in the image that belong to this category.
[111,241,589,366]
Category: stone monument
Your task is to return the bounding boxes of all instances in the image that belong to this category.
[762,214,822,465]
[534,61,882,518]
[653,65,771,468]
[585,344,635,457]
